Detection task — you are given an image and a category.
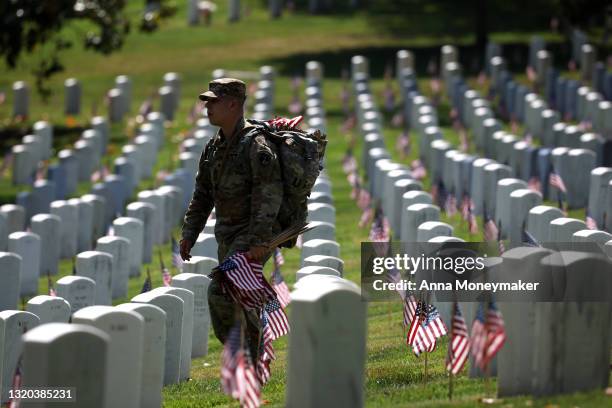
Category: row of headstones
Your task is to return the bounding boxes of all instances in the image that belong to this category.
[356,50,611,246]
[425,51,598,209]
[420,245,611,396]
[487,51,611,141]
[7,106,180,237]
[348,61,465,245]
[294,66,345,279]
[10,73,179,123]
[352,51,612,399]
[0,180,184,300]
[0,268,213,407]
[295,59,375,399]
[442,46,610,168]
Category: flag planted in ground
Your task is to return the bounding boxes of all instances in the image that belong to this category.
[446,303,469,375]
[471,301,506,370]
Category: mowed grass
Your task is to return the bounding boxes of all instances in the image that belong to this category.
[1,2,610,407]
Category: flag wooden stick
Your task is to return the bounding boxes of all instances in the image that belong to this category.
[424,352,429,385]
[448,300,456,400]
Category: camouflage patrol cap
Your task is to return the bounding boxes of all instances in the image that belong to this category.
[199,78,247,101]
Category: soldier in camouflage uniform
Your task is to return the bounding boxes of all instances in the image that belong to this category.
[180,78,283,360]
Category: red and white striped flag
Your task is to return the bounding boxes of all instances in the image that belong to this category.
[407,302,447,356]
[213,252,276,310]
[411,159,427,180]
[357,189,371,211]
[585,210,598,230]
[549,171,567,194]
[8,357,23,408]
[471,301,506,370]
[262,299,289,341]
[445,194,458,217]
[527,176,542,194]
[162,267,172,287]
[271,267,291,308]
[483,217,499,242]
[446,303,469,375]
[221,324,261,408]
[403,294,417,328]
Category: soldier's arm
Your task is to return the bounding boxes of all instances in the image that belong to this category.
[181,144,215,242]
[247,134,283,247]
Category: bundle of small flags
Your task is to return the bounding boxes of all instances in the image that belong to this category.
[470,301,506,371]
[406,301,448,356]
[267,115,303,130]
[211,252,276,310]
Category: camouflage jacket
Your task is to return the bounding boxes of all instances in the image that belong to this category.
[181,117,283,251]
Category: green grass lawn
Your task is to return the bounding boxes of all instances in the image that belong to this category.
[1,2,610,407]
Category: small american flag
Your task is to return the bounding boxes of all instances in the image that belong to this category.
[221,323,261,408]
[483,211,499,243]
[411,159,427,180]
[162,267,172,286]
[497,226,506,255]
[263,299,289,340]
[460,195,474,221]
[468,209,480,235]
[527,176,542,194]
[459,129,469,152]
[549,170,567,194]
[47,272,56,297]
[369,207,390,243]
[585,210,598,230]
[357,189,371,211]
[268,115,303,130]
[408,303,447,356]
[396,131,411,159]
[522,229,541,247]
[446,303,469,375]
[141,269,152,293]
[138,97,153,119]
[358,207,374,228]
[273,248,284,267]
[471,301,506,370]
[445,194,458,217]
[342,151,357,175]
[383,85,396,112]
[159,251,172,286]
[212,252,276,310]
[403,293,417,328]
[8,356,23,408]
[271,267,291,308]
[171,237,183,270]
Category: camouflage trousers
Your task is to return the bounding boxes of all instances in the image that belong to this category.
[208,240,272,362]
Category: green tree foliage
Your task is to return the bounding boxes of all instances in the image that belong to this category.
[0,0,175,100]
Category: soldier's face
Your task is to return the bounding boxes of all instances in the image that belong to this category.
[206,96,238,126]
